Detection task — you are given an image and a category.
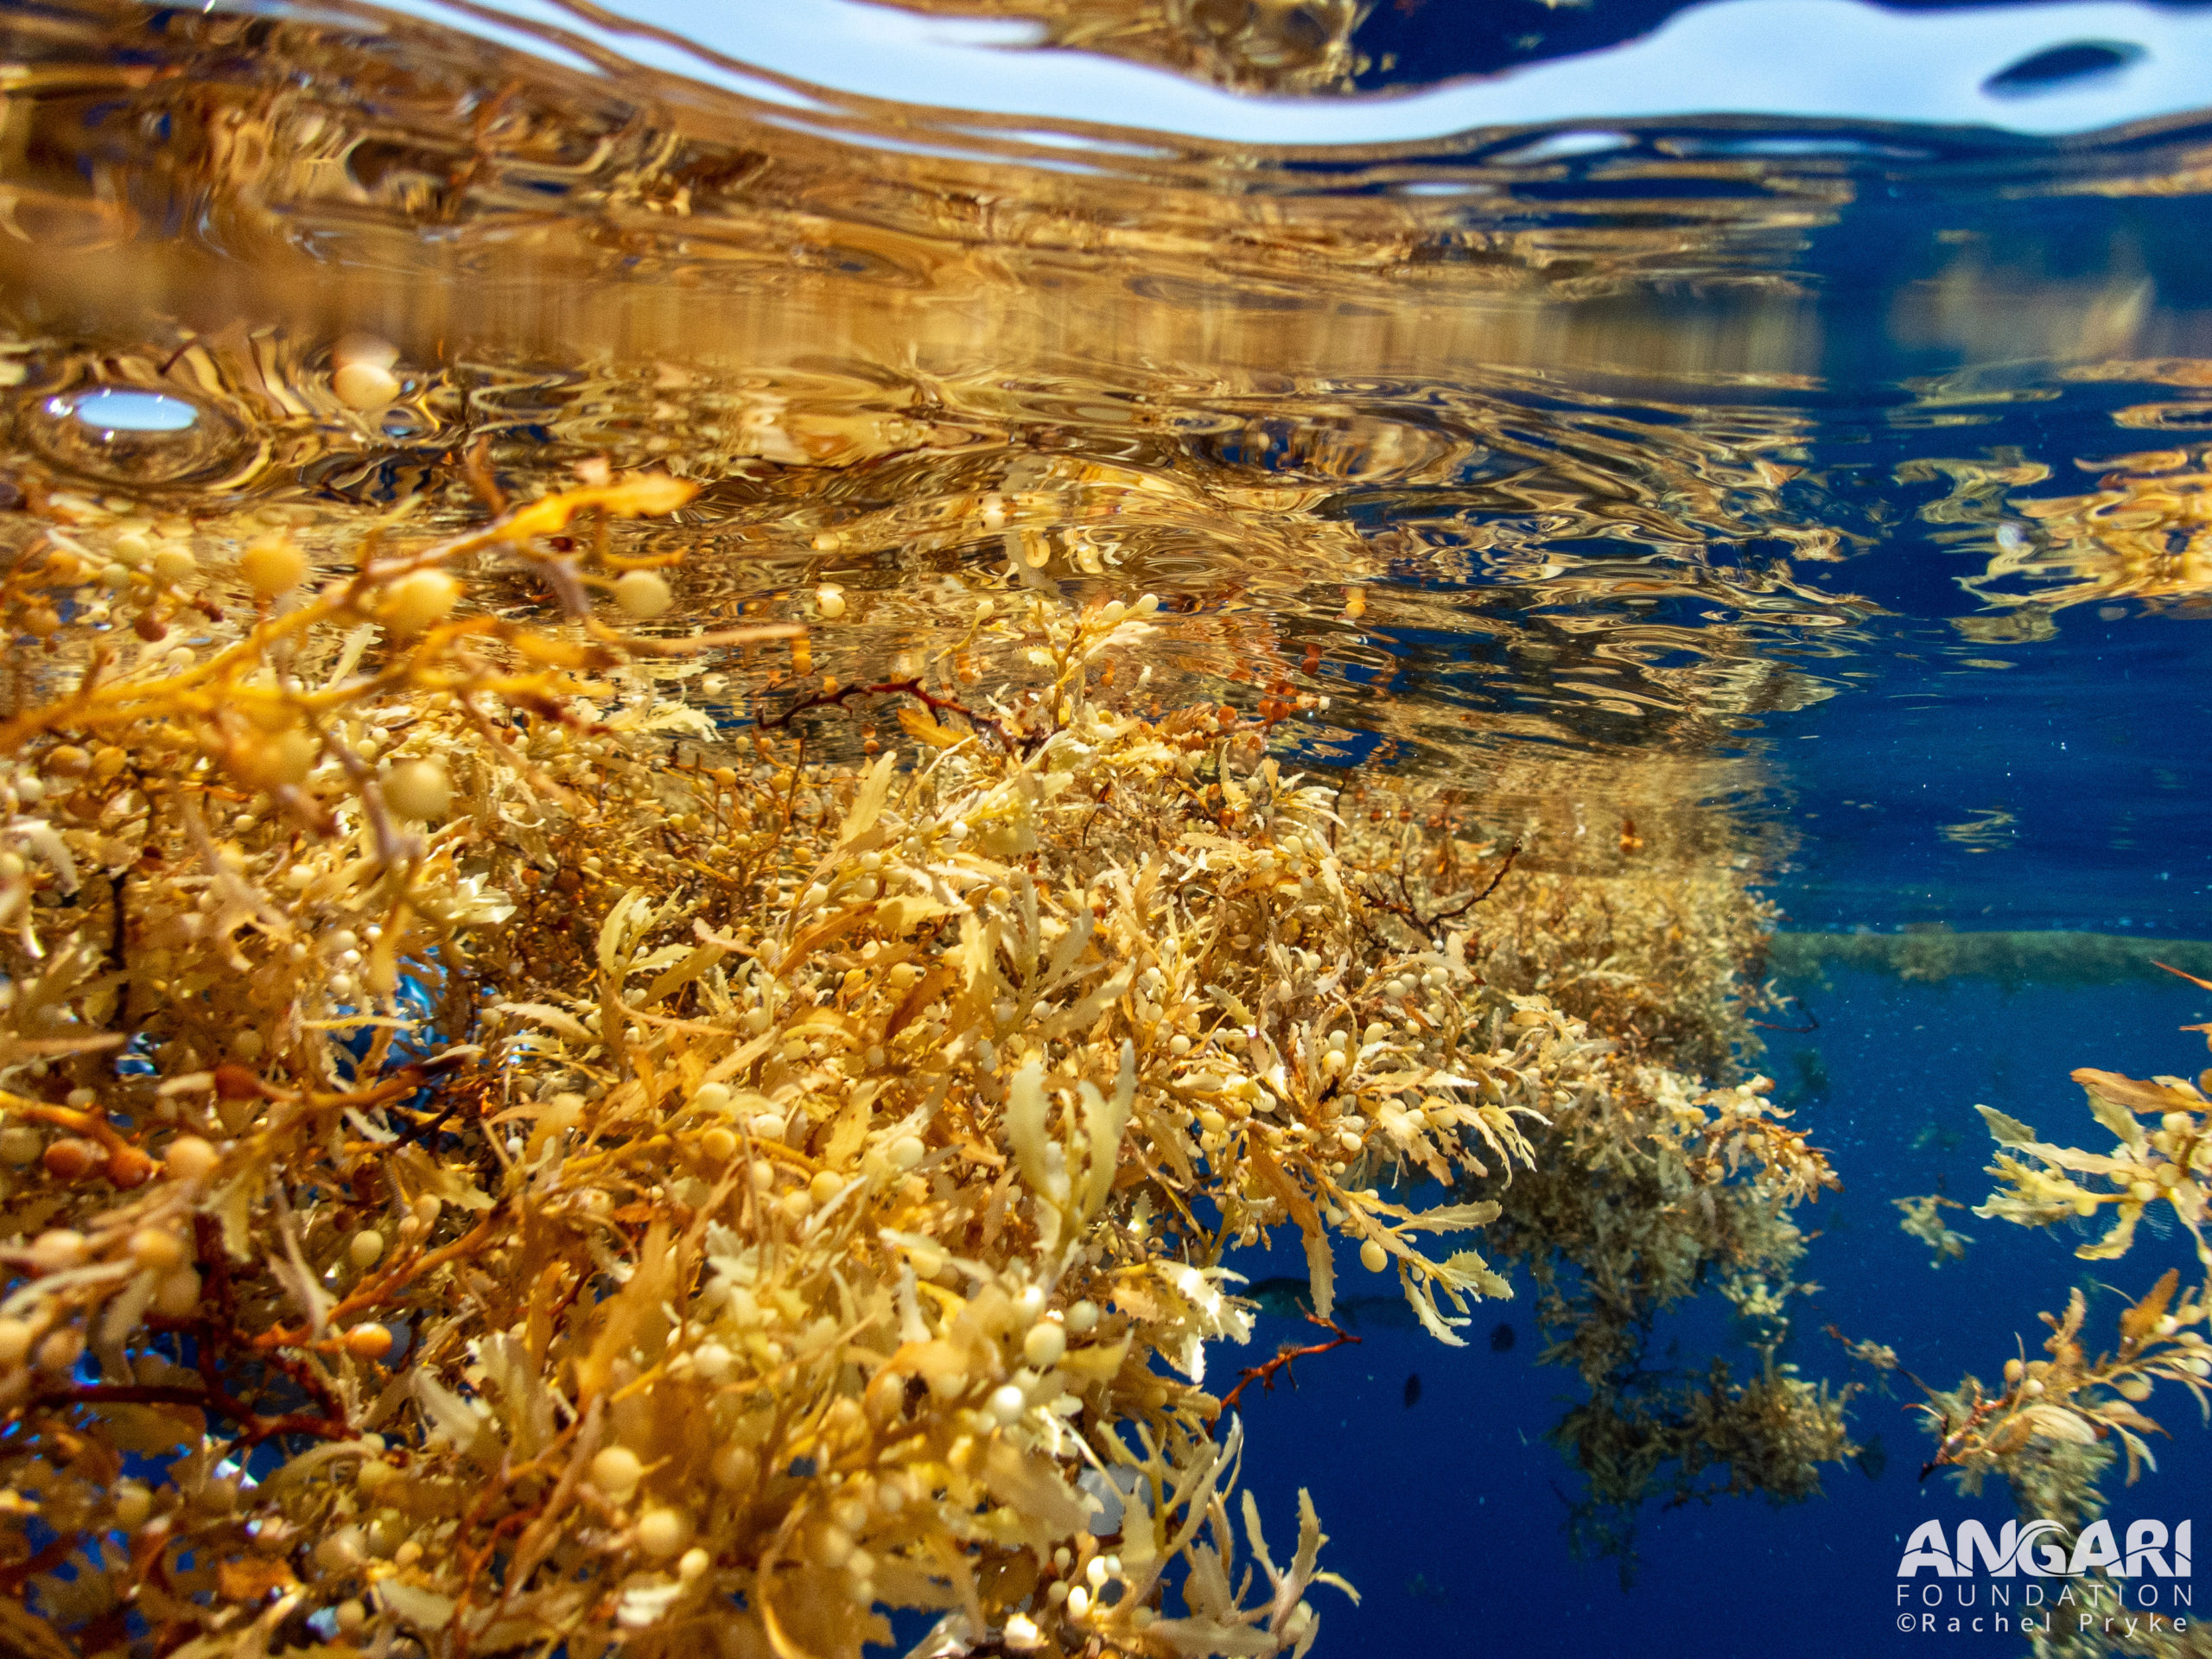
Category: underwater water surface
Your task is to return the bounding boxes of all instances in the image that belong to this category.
[3,0,2212,1656]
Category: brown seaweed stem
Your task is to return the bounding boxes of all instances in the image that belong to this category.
[1214,1315,1360,1431]
[1350,841,1519,938]
[759,675,1030,755]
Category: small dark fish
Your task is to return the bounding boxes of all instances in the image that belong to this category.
[1910,1121,1966,1154]
[1245,1276,1314,1319]
[1244,1276,1421,1331]
[1788,1048,1829,1102]
[1402,1373,1421,1408]
[1855,1433,1889,1482]
[1406,1572,1449,1604]
[1342,1295,1422,1332]
[1489,1320,1516,1353]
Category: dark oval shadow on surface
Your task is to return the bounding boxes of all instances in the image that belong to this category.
[1982,39,2145,97]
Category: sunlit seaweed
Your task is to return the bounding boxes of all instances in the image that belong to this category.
[0,467,1864,1658]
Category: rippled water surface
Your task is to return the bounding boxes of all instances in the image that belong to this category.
[6,0,2211,939]
[5,0,2212,1649]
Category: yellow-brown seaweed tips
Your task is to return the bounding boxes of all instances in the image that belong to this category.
[0,470,1857,1656]
[1916,1000,2212,1584]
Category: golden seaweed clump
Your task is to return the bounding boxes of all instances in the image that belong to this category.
[1315,770,1856,1579]
[1893,1194,1973,1267]
[1310,779,1854,1578]
[1917,1007,2212,1628]
[0,467,1753,1659]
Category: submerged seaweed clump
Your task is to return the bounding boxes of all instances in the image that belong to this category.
[1895,1194,1973,1267]
[0,470,1856,1657]
[1479,1051,1851,1577]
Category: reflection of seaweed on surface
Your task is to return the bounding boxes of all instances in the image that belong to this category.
[1936,805,2017,854]
[1944,443,2212,620]
[870,0,1374,95]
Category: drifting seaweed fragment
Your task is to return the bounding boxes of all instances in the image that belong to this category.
[1214,1319,1361,1427]
[1823,1325,1899,1394]
[1894,1193,1974,1267]
[1913,988,2212,1656]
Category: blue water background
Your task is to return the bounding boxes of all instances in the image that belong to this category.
[1223,967,2212,1657]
